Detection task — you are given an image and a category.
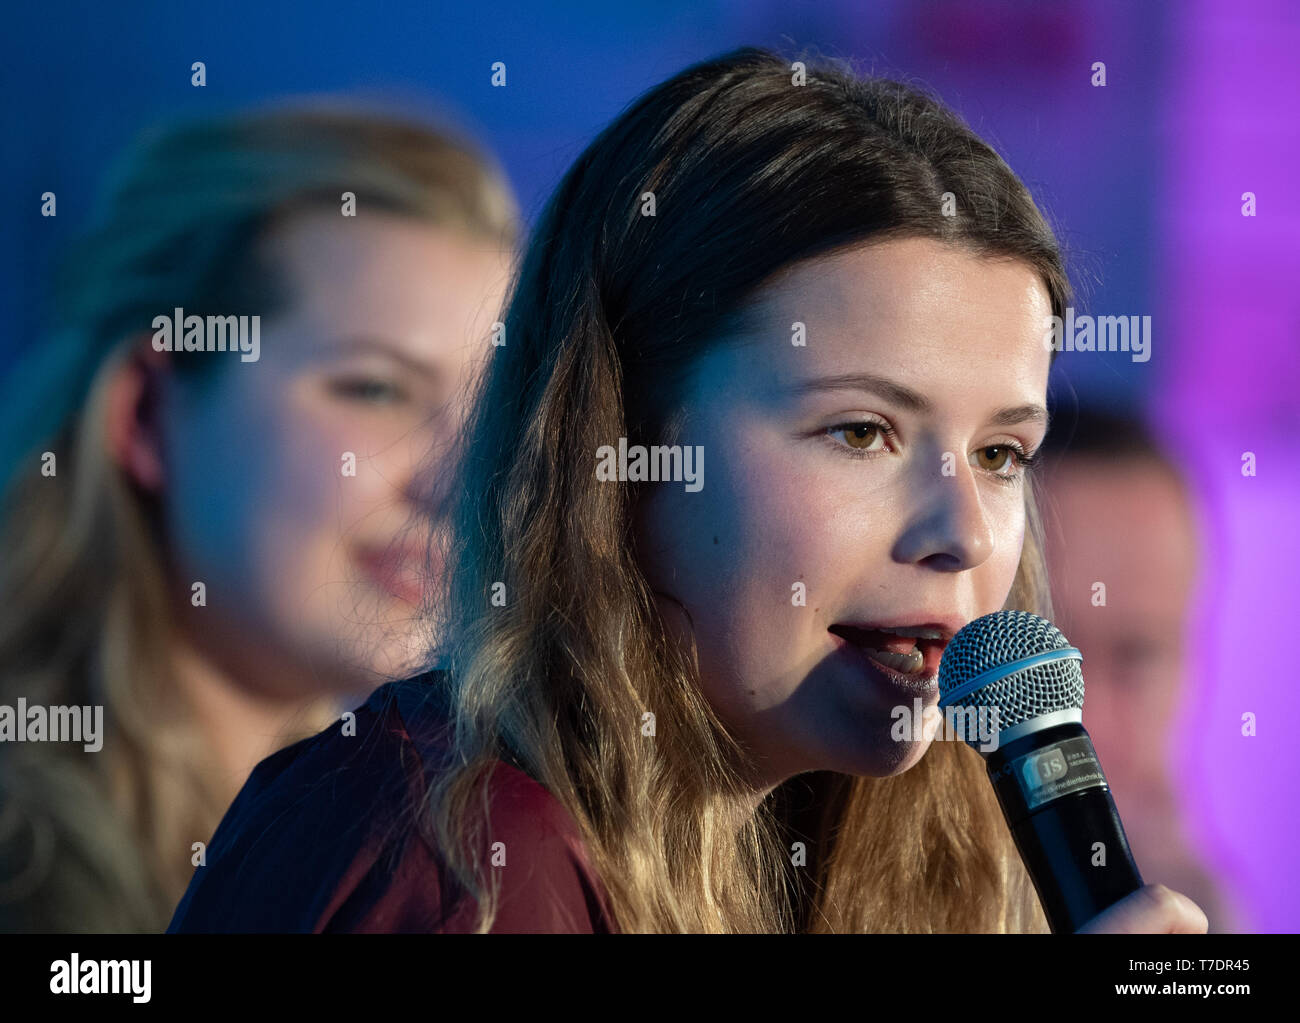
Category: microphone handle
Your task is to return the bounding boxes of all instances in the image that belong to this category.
[984,721,1144,933]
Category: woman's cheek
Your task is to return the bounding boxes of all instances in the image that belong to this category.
[732,453,854,639]
[1002,494,1025,554]
[987,494,1028,607]
[263,413,391,647]
[245,407,363,614]
[302,408,406,522]
[250,424,338,597]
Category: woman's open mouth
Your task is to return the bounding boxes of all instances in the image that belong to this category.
[828,623,952,681]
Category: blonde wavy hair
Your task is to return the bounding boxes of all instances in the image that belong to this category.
[0,105,518,931]
[423,49,1065,933]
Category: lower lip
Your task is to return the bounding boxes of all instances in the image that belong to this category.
[830,632,940,699]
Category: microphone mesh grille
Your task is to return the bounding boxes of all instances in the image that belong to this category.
[938,610,1084,732]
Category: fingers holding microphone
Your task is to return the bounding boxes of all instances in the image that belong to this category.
[1075,883,1209,934]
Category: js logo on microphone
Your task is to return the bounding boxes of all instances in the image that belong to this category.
[1024,748,1068,789]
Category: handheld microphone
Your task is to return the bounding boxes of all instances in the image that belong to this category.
[937,610,1143,933]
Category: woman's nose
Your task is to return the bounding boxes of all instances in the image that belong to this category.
[890,458,996,571]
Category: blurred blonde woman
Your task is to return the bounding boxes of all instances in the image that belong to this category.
[0,106,518,931]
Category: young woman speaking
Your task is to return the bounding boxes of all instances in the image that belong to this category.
[169,48,1207,935]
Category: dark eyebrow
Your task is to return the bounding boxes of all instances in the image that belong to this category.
[988,404,1050,431]
[791,372,1049,432]
[791,373,934,413]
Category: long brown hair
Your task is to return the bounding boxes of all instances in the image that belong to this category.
[427,47,1065,932]
[0,106,518,931]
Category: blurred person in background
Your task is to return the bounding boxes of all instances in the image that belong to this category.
[0,106,518,931]
[1040,406,1241,932]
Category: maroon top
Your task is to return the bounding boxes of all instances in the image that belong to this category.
[167,673,618,933]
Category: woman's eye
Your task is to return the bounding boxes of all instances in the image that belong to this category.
[827,421,889,453]
[974,445,1018,474]
[330,377,407,405]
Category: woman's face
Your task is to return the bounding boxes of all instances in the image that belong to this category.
[158,210,512,698]
[634,237,1053,789]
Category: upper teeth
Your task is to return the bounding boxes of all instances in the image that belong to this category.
[876,626,943,640]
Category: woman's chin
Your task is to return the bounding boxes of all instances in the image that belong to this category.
[826,733,936,779]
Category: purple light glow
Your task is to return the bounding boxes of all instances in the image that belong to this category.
[1153,0,1300,932]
